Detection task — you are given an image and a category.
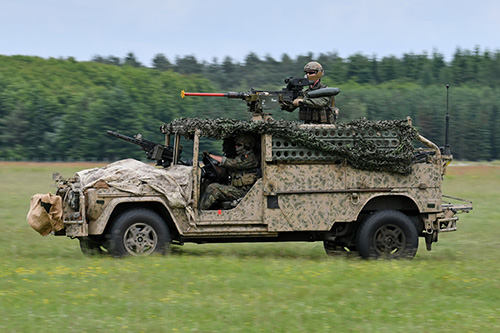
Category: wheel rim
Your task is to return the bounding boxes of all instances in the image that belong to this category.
[123,223,158,256]
[373,224,406,257]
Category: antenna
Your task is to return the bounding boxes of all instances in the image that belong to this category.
[444,84,450,155]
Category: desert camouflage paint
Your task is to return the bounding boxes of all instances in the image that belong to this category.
[31,117,471,256]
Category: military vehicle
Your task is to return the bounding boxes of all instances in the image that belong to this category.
[28,113,472,259]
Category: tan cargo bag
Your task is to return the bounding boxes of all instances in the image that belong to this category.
[27,193,64,236]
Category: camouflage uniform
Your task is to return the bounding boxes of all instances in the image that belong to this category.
[299,80,336,124]
[283,61,338,124]
[200,150,259,210]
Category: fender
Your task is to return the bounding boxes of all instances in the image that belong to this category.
[351,192,423,222]
[88,196,180,235]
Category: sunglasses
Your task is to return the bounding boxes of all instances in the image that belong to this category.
[306,71,318,75]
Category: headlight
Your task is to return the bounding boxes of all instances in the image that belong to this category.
[66,190,80,211]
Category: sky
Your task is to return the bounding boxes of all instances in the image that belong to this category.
[1,0,499,66]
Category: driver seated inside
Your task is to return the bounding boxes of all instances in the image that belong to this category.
[200,134,260,210]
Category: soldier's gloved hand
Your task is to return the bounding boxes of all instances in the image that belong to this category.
[280,101,295,112]
[202,151,211,157]
[293,98,303,107]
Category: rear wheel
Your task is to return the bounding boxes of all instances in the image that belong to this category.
[109,208,170,257]
[356,210,418,259]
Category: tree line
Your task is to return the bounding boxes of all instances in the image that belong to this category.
[95,47,500,89]
[0,48,499,162]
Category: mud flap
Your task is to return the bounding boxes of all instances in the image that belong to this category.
[425,232,438,251]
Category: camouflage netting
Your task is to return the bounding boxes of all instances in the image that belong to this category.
[161,118,418,175]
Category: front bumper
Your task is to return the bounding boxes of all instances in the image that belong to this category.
[438,195,473,232]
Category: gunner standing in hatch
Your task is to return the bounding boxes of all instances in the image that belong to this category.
[286,61,338,124]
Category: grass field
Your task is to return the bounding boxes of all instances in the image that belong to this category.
[1,162,499,332]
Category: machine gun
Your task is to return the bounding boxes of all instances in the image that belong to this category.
[181,77,340,120]
[107,130,175,167]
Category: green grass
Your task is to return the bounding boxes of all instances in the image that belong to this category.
[1,162,499,332]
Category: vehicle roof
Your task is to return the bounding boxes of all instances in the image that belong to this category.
[161,117,418,175]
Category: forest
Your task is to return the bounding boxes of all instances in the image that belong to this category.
[0,47,499,162]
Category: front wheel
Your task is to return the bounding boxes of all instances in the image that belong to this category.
[356,210,418,259]
[109,208,170,257]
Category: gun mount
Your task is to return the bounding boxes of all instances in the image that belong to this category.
[181,77,340,120]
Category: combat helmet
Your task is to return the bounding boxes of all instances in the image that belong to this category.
[235,134,256,151]
[304,61,324,81]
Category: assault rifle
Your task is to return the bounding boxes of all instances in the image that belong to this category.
[107,130,175,167]
[181,77,340,119]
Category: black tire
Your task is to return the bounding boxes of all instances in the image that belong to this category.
[79,236,107,257]
[109,208,170,257]
[356,210,419,259]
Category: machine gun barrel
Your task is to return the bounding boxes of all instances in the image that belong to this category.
[107,130,145,147]
[181,90,248,99]
[181,91,226,98]
[107,130,175,167]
